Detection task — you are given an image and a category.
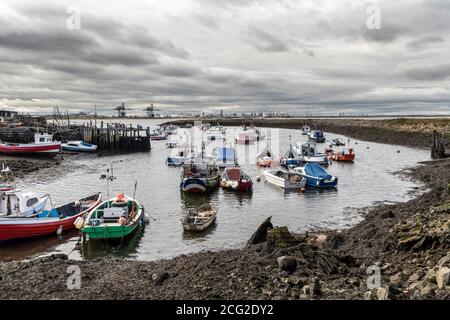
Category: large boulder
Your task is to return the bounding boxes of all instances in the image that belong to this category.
[246,217,273,246]
[267,227,299,248]
[436,267,450,289]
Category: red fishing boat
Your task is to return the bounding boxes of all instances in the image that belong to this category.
[220,167,253,191]
[327,148,356,162]
[0,133,61,157]
[0,193,101,242]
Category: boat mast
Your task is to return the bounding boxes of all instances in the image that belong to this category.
[100,162,116,208]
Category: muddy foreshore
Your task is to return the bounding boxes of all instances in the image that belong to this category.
[1,120,449,300]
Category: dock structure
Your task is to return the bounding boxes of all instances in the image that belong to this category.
[79,122,151,152]
[431,130,447,159]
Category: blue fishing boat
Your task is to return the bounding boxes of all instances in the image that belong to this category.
[180,143,220,193]
[291,163,337,188]
[62,141,97,152]
[308,130,326,143]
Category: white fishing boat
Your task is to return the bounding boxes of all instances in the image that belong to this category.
[0,165,48,217]
[264,170,306,190]
[294,142,329,165]
[62,141,97,152]
[301,125,311,135]
[166,147,190,166]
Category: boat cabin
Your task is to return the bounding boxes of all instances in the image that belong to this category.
[0,190,41,216]
[298,142,319,157]
[34,133,54,144]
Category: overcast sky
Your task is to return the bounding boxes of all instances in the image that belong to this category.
[0,0,449,115]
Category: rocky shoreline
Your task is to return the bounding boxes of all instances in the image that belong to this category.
[0,158,449,300]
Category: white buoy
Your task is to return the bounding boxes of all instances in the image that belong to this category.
[56,225,63,235]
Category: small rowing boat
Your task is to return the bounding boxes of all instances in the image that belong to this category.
[62,141,97,152]
[181,204,217,232]
[0,193,101,242]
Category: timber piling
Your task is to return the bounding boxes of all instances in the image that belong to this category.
[79,123,151,152]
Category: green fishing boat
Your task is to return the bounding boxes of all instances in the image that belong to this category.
[82,194,144,240]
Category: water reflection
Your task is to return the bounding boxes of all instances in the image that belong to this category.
[79,226,146,259]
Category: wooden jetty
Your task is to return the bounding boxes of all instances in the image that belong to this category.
[431,130,447,159]
[79,122,151,152]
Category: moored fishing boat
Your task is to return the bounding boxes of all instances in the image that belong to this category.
[308,130,326,143]
[331,138,346,146]
[0,166,48,217]
[82,193,144,240]
[235,131,256,145]
[257,145,275,167]
[295,142,329,165]
[0,193,101,242]
[62,141,97,152]
[291,163,338,188]
[327,147,356,162]
[0,189,48,217]
[220,167,253,191]
[150,129,168,140]
[301,124,311,135]
[264,169,306,190]
[166,147,190,166]
[181,204,217,232]
[280,136,301,169]
[180,144,220,193]
[0,133,61,157]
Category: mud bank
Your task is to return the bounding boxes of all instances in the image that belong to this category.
[1,159,449,300]
[0,158,59,178]
[165,118,450,150]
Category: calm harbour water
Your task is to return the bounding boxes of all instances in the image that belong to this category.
[0,119,429,261]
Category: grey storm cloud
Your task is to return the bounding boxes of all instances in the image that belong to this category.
[0,0,449,115]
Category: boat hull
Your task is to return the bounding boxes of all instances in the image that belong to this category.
[82,197,144,240]
[304,176,338,188]
[0,142,61,157]
[180,176,219,193]
[61,145,97,152]
[264,171,306,190]
[182,217,215,231]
